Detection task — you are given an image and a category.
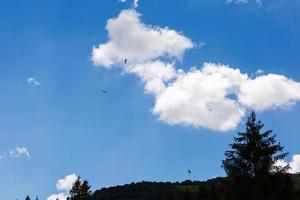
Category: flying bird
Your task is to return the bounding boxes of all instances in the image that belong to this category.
[101,90,108,95]
[124,59,127,64]
[187,170,192,174]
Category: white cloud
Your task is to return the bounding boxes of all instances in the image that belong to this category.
[290,155,300,173]
[56,174,78,191]
[91,9,300,132]
[255,69,264,75]
[153,63,246,131]
[275,154,300,174]
[125,60,177,94]
[47,193,67,200]
[119,0,126,2]
[27,77,41,86]
[47,174,78,200]
[9,147,30,159]
[92,9,193,68]
[238,74,300,111]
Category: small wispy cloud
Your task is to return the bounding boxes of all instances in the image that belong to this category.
[256,69,265,75]
[9,147,31,159]
[226,0,262,5]
[226,0,248,4]
[118,0,139,8]
[27,77,41,86]
[0,147,30,160]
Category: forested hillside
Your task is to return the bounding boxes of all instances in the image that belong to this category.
[93,175,300,200]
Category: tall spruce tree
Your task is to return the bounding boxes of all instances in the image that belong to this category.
[222,111,294,200]
[67,177,93,200]
[25,195,31,200]
[222,111,289,179]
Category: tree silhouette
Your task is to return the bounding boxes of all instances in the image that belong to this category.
[25,195,31,200]
[67,176,93,200]
[222,111,289,179]
[222,111,293,200]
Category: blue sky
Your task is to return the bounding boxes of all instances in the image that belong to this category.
[0,0,300,199]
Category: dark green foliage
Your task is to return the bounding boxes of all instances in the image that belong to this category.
[92,175,300,200]
[67,177,93,200]
[222,111,289,178]
[222,111,294,200]
[197,183,209,200]
[184,189,190,200]
[93,181,184,200]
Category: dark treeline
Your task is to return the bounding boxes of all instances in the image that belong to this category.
[23,112,300,200]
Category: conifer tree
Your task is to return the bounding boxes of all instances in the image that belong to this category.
[25,195,31,200]
[67,177,93,200]
[222,111,293,200]
[222,111,289,179]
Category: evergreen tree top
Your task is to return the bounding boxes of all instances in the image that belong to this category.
[222,111,289,179]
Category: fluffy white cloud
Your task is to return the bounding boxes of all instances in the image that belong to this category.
[92,9,193,67]
[47,193,67,200]
[275,154,300,174]
[27,77,41,86]
[91,9,300,132]
[290,155,300,173]
[9,147,30,159]
[56,174,78,191]
[238,74,300,111]
[125,61,177,94]
[47,174,78,200]
[153,63,246,131]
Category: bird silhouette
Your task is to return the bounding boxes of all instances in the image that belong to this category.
[187,170,192,174]
[101,90,108,95]
[124,59,127,64]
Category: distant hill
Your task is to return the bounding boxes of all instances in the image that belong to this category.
[92,174,300,200]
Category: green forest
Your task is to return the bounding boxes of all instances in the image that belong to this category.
[23,112,300,200]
